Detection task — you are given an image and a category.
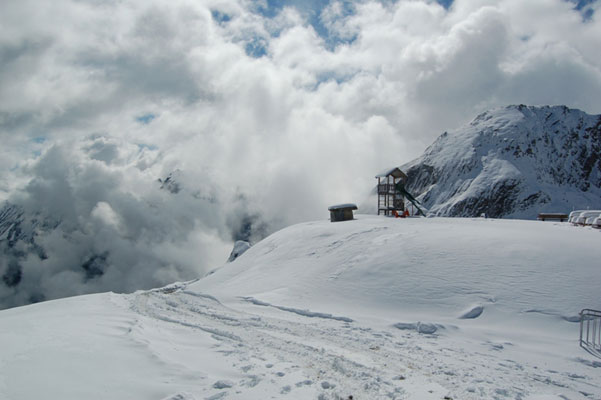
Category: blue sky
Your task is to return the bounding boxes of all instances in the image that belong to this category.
[240,0,597,55]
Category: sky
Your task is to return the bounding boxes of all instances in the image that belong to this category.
[0,0,600,307]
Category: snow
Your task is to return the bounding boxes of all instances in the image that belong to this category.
[327,203,358,210]
[1,215,601,399]
[399,105,601,219]
[227,240,251,262]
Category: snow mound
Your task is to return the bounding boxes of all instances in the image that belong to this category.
[191,215,600,323]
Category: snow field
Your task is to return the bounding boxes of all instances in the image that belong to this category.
[1,215,600,399]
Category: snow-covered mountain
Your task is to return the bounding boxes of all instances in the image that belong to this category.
[403,105,601,218]
[1,216,600,399]
[0,204,57,297]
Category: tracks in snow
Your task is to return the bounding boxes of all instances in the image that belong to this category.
[129,287,447,399]
[127,285,601,400]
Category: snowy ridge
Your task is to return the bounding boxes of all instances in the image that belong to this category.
[402,105,601,218]
[192,216,598,321]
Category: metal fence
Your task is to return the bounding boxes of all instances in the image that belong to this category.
[580,309,601,358]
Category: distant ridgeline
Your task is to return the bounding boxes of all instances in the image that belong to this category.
[402,105,601,219]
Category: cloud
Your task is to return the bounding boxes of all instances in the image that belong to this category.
[1,0,600,308]
[1,137,234,308]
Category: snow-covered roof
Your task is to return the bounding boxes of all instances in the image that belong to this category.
[328,203,358,211]
[375,167,407,179]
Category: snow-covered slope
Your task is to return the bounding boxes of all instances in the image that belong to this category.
[1,216,600,400]
[402,105,601,218]
[192,216,599,321]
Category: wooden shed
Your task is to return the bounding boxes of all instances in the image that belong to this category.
[328,203,358,222]
[376,167,408,216]
[537,213,569,222]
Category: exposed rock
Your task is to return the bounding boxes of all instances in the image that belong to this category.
[158,170,182,194]
[402,105,601,218]
[81,252,109,281]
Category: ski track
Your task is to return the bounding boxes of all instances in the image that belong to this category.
[127,284,601,400]
[240,297,354,323]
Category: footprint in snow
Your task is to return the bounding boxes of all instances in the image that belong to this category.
[393,321,439,334]
[321,381,334,389]
[459,305,484,319]
[243,375,260,387]
[205,393,226,400]
[161,393,195,400]
[213,380,234,389]
[484,341,504,351]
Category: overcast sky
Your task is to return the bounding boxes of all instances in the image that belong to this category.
[1,0,600,307]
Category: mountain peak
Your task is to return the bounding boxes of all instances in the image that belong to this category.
[403,105,601,218]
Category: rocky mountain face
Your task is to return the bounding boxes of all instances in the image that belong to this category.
[0,203,58,303]
[402,105,601,218]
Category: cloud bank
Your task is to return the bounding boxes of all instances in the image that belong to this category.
[1,0,600,308]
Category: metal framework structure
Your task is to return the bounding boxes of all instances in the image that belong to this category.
[580,308,601,358]
[376,168,407,216]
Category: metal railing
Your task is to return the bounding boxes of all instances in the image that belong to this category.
[580,309,601,358]
[377,184,398,194]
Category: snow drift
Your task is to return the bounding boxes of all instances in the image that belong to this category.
[192,215,599,323]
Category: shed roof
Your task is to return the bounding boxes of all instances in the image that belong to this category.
[375,167,408,180]
[328,203,358,211]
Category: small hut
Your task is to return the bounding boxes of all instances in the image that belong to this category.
[537,213,569,222]
[376,167,408,216]
[328,203,358,222]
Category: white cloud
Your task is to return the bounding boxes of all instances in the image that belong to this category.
[1,0,600,308]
